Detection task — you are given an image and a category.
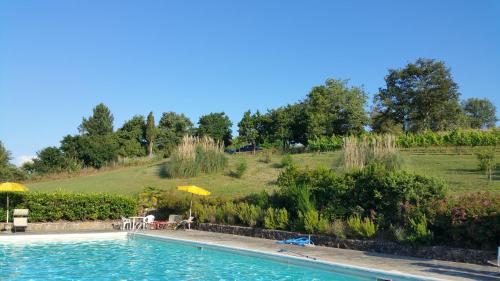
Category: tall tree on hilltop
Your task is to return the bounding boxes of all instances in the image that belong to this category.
[197,112,232,145]
[145,112,157,157]
[157,112,193,156]
[116,115,147,157]
[372,58,462,133]
[304,79,368,139]
[462,98,497,129]
[238,110,259,153]
[79,103,114,136]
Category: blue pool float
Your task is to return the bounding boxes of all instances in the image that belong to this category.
[276,236,313,246]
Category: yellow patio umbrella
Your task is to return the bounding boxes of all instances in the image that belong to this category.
[177,185,211,228]
[0,182,29,224]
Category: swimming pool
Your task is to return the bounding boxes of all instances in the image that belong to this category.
[0,232,433,281]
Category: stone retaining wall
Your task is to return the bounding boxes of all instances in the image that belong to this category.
[0,220,120,233]
[195,223,496,266]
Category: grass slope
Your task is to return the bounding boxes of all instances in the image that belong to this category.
[27,152,499,197]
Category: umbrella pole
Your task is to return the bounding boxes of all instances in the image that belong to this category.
[188,193,193,230]
[6,194,9,224]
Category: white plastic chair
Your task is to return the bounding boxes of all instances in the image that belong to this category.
[121,217,131,230]
[141,215,155,230]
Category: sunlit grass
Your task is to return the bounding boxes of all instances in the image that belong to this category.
[27,151,499,197]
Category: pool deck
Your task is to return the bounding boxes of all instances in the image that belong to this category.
[140,230,500,281]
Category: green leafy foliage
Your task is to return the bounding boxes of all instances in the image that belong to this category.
[428,193,499,250]
[346,216,376,239]
[145,112,157,157]
[231,161,247,178]
[396,129,500,148]
[264,207,288,230]
[462,98,497,129]
[0,192,136,222]
[373,58,462,133]
[78,103,114,136]
[237,202,262,227]
[280,154,294,168]
[300,209,328,234]
[475,148,496,181]
[304,79,368,138]
[197,112,232,145]
[156,112,194,157]
[308,135,343,152]
[31,146,81,174]
[116,115,147,158]
[277,164,446,226]
[407,216,432,245]
[0,140,27,182]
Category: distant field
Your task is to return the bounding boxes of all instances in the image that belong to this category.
[27,151,499,197]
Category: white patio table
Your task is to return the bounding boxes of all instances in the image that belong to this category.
[129,216,145,230]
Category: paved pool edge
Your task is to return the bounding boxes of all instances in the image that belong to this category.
[133,232,445,281]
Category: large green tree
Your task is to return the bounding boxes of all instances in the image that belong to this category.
[462,98,497,129]
[31,146,79,174]
[60,134,118,169]
[145,112,157,157]
[79,103,114,136]
[0,141,27,181]
[157,112,193,156]
[304,79,368,139]
[238,110,259,151]
[373,58,462,133]
[197,112,232,145]
[116,115,146,157]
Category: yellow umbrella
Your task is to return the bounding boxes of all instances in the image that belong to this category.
[0,182,29,224]
[177,185,211,229]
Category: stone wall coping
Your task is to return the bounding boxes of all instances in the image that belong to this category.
[195,223,496,266]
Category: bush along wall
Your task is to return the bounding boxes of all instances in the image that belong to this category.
[162,165,498,251]
[0,192,137,222]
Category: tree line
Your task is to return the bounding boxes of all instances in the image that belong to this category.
[0,57,497,178]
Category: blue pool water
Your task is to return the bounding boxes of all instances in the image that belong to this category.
[0,235,373,281]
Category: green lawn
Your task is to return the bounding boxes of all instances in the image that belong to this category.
[27,152,499,197]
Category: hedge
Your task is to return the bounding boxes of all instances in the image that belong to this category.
[0,192,137,222]
[308,129,500,152]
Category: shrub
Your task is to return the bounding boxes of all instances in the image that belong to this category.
[407,216,432,245]
[277,164,446,227]
[165,136,227,178]
[325,219,346,239]
[217,201,238,224]
[475,148,496,181]
[137,186,163,213]
[397,129,500,148]
[307,129,500,150]
[237,203,262,227]
[276,183,315,221]
[264,207,289,230]
[193,203,217,223]
[299,209,328,234]
[308,135,343,152]
[280,154,294,168]
[429,193,499,250]
[0,192,136,222]
[346,216,376,239]
[389,224,407,242]
[231,161,247,178]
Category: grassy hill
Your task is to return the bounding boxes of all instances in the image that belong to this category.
[27,151,500,197]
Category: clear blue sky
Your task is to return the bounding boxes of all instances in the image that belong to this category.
[1,0,499,165]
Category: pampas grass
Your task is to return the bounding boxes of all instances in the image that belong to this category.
[341,134,403,171]
[166,135,227,178]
